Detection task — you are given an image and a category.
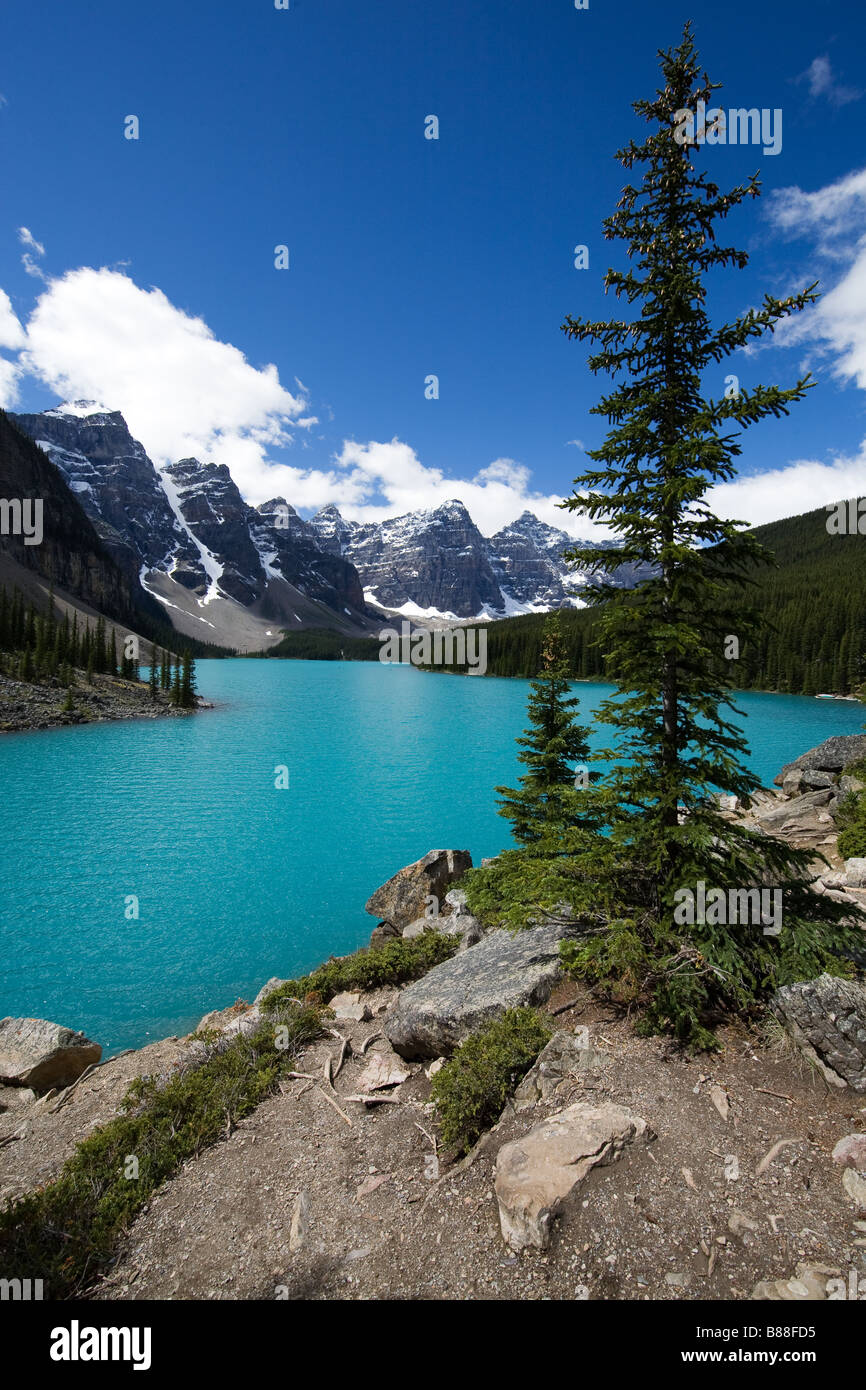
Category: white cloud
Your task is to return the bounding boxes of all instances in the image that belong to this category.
[0,289,25,351]
[19,267,311,492]
[18,226,47,281]
[328,438,606,538]
[765,167,866,390]
[796,55,861,107]
[709,444,866,527]
[18,227,45,257]
[1,248,861,541]
[0,289,25,406]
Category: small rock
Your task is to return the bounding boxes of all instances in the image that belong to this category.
[369,921,402,951]
[402,918,437,940]
[356,1175,388,1199]
[832,1134,866,1170]
[728,1210,760,1238]
[494,1101,655,1252]
[356,1050,411,1093]
[842,1168,866,1207]
[329,992,372,1023]
[289,1191,310,1252]
[0,1085,37,1112]
[665,1271,691,1288]
[844,858,866,889]
[751,1264,839,1301]
[511,1028,605,1111]
[709,1083,730,1122]
[253,978,289,1007]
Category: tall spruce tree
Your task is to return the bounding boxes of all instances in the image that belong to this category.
[557,24,863,1044]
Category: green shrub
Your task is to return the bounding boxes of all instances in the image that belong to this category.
[837,758,866,859]
[262,931,458,1011]
[838,802,866,859]
[0,1002,322,1299]
[431,1008,552,1155]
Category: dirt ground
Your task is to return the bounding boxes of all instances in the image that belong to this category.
[5,977,860,1303]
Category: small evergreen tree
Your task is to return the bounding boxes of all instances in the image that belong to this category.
[171,657,182,707]
[465,614,613,930]
[496,613,594,846]
[180,651,197,709]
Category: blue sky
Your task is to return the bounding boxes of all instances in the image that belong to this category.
[1,0,865,538]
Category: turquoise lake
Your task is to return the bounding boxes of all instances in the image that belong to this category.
[1,660,863,1055]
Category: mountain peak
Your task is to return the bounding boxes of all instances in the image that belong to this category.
[44,400,119,421]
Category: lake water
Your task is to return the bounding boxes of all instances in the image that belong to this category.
[1,660,863,1055]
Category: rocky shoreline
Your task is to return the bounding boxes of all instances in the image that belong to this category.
[0,670,212,733]
[2,737,865,1301]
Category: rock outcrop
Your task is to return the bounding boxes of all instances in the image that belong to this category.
[776,735,866,784]
[0,1017,102,1092]
[365,849,472,930]
[772,974,866,1091]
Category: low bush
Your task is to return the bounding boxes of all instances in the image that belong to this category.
[837,758,866,860]
[262,931,458,1011]
[431,1008,551,1155]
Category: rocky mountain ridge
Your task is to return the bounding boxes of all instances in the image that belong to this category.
[11,404,371,649]
[12,403,653,641]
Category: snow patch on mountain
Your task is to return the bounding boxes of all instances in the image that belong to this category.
[156,463,225,605]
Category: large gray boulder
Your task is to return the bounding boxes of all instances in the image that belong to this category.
[494,1102,655,1252]
[385,920,582,1059]
[0,1017,102,1092]
[772,975,866,1092]
[365,849,472,930]
[776,736,866,785]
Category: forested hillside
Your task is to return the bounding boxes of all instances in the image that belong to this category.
[467,505,865,694]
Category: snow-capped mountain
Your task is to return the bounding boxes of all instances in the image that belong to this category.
[11,404,370,649]
[309,502,652,619]
[12,402,653,643]
[309,500,503,618]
